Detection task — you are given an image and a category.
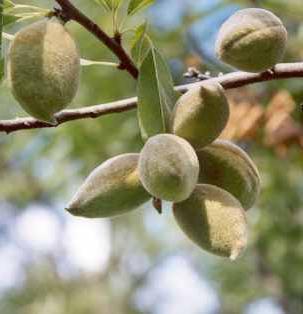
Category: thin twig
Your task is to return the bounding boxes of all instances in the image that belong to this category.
[1,62,303,134]
[54,0,139,78]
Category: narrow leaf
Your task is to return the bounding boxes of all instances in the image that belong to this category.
[131,22,151,66]
[0,0,15,9]
[128,0,154,16]
[94,0,123,11]
[0,58,4,83]
[111,0,123,10]
[137,47,178,141]
[0,0,4,82]
[3,13,19,26]
[81,58,118,67]
[94,0,111,11]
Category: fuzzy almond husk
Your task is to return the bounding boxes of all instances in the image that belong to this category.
[171,81,230,149]
[215,8,287,72]
[173,184,248,260]
[197,139,261,209]
[8,17,80,123]
[67,154,151,218]
[138,134,199,202]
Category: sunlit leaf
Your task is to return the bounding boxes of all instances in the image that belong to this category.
[81,58,118,67]
[94,0,111,11]
[0,0,15,9]
[137,47,178,141]
[128,0,154,16]
[94,0,123,11]
[111,0,123,9]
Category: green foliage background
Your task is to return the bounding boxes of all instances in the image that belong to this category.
[0,1,302,313]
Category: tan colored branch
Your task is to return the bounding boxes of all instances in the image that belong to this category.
[1,62,303,134]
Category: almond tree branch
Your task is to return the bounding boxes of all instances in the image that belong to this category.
[54,0,139,79]
[1,62,303,134]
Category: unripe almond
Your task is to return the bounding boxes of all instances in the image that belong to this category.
[173,184,248,260]
[215,8,287,72]
[171,81,229,149]
[138,134,199,202]
[8,17,80,123]
[66,154,151,218]
[197,140,260,210]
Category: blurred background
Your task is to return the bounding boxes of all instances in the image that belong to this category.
[0,0,303,313]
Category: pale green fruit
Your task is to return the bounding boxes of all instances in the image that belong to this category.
[138,134,199,202]
[171,81,229,149]
[66,154,151,218]
[8,17,80,123]
[173,184,248,260]
[215,8,287,72]
[197,140,260,210]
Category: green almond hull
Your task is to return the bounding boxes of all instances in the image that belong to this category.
[171,82,230,149]
[215,8,287,72]
[138,134,199,202]
[197,139,260,210]
[67,154,151,218]
[173,184,248,259]
[8,17,80,122]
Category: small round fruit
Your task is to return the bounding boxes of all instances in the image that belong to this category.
[66,154,151,218]
[197,140,260,210]
[172,81,229,149]
[8,17,80,123]
[173,184,248,260]
[215,8,287,72]
[171,81,229,149]
[138,134,199,202]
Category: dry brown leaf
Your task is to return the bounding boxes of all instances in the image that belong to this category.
[265,90,295,119]
[221,100,264,141]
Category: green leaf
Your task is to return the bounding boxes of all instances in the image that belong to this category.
[0,0,15,9]
[111,0,123,9]
[80,58,118,67]
[131,22,151,66]
[128,0,154,16]
[3,13,20,26]
[0,58,4,83]
[94,0,123,11]
[137,47,178,141]
[1,1,4,82]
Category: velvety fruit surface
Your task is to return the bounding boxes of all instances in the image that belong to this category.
[197,140,261,209]
[173,184,248,260]
[215,8,287,72]
[67,154,151,218]
[139,134,199,202]
[9,17,80,123]
[172,81,229,149]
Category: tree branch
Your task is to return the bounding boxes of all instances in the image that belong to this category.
[54,0,139,79]
[1,62,303,134]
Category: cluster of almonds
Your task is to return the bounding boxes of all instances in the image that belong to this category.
[7,7,288,260]
[67,80,260,260]
[67,8,288,260]
[68,8,288,260]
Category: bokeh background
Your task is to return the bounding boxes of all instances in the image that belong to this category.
[1,0,303,313]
